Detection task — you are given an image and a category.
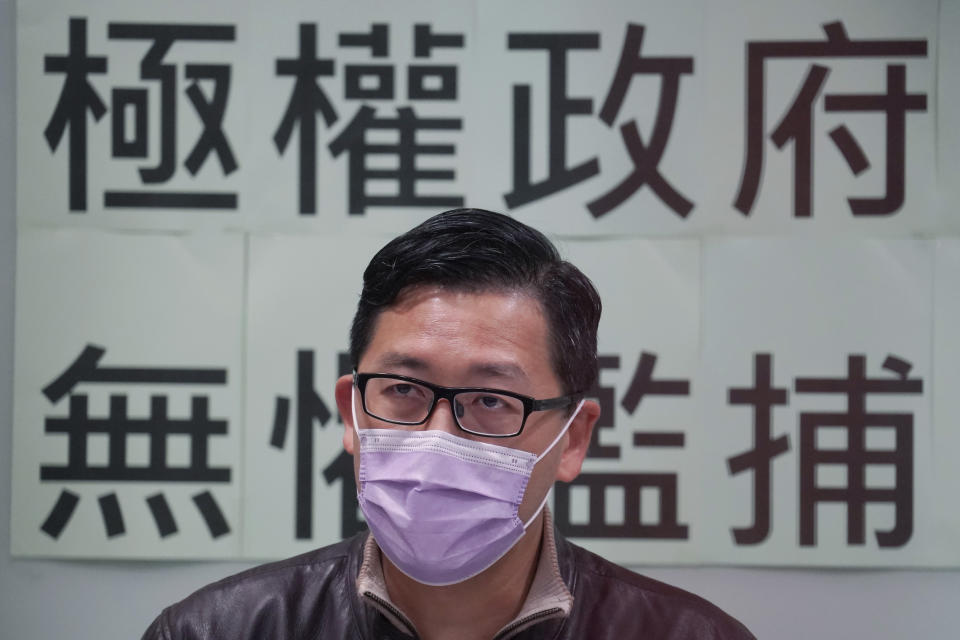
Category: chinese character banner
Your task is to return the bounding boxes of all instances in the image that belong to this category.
[12,0,960,566]
[12,229,245,558]
[16,0,946,235]
[700,0,940,234]
[242,233,385,559]
[559,239,704,562]
[700,238,945,567]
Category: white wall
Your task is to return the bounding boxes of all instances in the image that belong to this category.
[0,1,958,638]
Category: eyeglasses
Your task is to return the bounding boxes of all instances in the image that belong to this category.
[353,372,581,438]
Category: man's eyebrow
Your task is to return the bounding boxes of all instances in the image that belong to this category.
[371,352,430,371]
[466,362,529,382]
[368,353,529,383]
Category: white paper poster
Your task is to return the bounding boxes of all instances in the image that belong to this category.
[470,0,709,236]
[242,232,383,558]
[700,238,950,566]
[700,0,938,235]
[559,238,702,564]
[12,228,245,558]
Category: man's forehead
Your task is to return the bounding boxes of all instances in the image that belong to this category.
[359,285,560,389]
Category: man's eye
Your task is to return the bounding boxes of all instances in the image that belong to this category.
[479,395,504,409]
[387,383,415,396]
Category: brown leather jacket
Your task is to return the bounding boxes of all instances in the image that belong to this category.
[142,529,755,639]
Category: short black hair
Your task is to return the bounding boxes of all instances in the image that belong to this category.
[349,208,602,396]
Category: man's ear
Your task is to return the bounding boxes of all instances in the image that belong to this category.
[555,399,600,482]
[335,374,357,455]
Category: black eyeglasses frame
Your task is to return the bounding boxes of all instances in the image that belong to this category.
[353,371,581,438]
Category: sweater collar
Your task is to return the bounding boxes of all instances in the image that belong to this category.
[356,508,574,639]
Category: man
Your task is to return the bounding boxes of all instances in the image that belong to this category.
[143,208,754,639]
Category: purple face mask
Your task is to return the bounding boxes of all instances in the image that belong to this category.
[353,388,584,586]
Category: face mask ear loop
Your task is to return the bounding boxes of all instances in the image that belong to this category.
[522,398,585,529]
[522,488,553,529]
[351,385,361,438]
[534,398,585,464]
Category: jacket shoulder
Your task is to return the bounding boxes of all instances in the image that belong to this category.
[561,539,755,640]
[142,534,366,640]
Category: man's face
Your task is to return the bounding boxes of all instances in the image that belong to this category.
[335,285,597,523]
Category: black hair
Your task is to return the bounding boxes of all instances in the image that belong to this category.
[348,208,602,396]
